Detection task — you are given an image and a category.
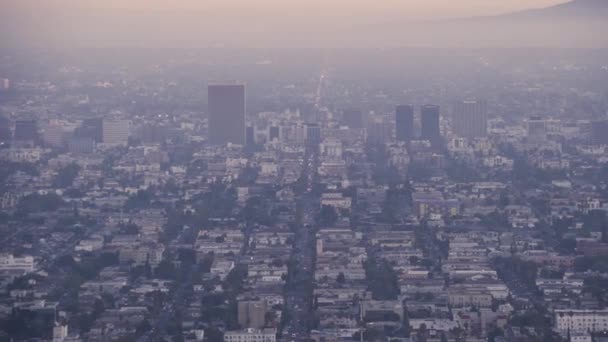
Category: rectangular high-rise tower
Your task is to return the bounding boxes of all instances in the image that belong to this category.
[453,100,488,138]
[591,120,608,145]
[208,82,246,145]
[14,120,38,142]
[343,109,364,129]
[102,119,130,146]
[421,105,441,143]
[395,105,414,142]
[527,116,547,143]
[306,123,322,146]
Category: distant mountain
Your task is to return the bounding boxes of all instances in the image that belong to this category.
[506,0,608,19]
[405,0,608,48]
[0,0,605,49]
[451,0,608,23]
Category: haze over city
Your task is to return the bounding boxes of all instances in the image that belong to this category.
[2,0,606,48]
[1,1,608,342]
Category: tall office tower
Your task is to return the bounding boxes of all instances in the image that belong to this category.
[269,126,280,141]
[453,100,488,138]
[366,116,391,144]
[294,124,307,144]
[526,116,547,142]
[253,126,268,145]
[0,78,8,91]
[77,118,103,143]
[306,123,322,146]
[343,109,364,129]
[42,121,65,147]
[237,299,267,329]
[246,126,255,146]
[395,105,414,142]
[421,105,441,142]
[0,116,10,142]
[140,124,168,144]
[591,120,608,145]
[68,137,96,154]
[14,120,38,142]
[102,119,130,145]
[208,82,246,145]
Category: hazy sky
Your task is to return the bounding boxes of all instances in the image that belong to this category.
[5,0,601,49]
[7,0,568,19]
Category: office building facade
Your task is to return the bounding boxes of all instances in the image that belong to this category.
[395,105,414,142]
[421,105,441,143]
[591,120,608,145]
[453,100,488,138]
[14,120,38,141]
[208,83,246,145]
[343,109,364,129]
[306,123,322,146]
[102,120,130,146]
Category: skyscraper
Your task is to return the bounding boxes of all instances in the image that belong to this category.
[0,116,11,143]
[140,123,169,144]
[208,82,246,145]
[366,116,391,144]
[421,105,440,143]
[237,299,267,329]
[395,105,414,142]
[343,109,363,129]
[306,123,322,147]
[527,116,546,143]
[591,120,608,145]
[269,126,280,141]
[42,121,66,147]
[453,100,488,138]
[77,118,103,143]
[102,119,130,146]
[246,126,255,146]
[14,120,38,142]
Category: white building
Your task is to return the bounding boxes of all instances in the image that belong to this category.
[555,310,608,336]
[210,260,235,280]
[53,324,68,342]
[320,138,343,158]
[0,148,43,163]
[260,162,279,177]
[0,254,36,273]
[320,193,352,211]
[223,328,276,342]
[570,332,592,342]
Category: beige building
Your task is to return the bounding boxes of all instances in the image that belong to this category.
[448,289,493,308]
[238,299,267,329]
